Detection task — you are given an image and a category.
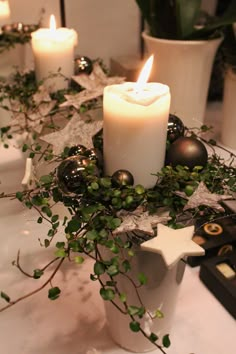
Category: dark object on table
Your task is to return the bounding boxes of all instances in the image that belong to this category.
[166,137,208,170]
[111,169,134,187]
[188,214,236,267]
[200,251,236,319]
[83,148,103,168]
[167,114,185,143]
[68,144,87,157]
[57,155,98,194]
[74,56,93,75]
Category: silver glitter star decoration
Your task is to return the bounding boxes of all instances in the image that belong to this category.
[114,206,170,236]
[33,85,52,104]
[60,89,103,110]
[41,113,103,155]
[72,62,125,90]
[176,181,232,212]
[10,85,56,135]
[61,62,125,110]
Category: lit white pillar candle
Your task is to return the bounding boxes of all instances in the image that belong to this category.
[103,56,171,188]
[0,0,11,28]
[31,15,77,91]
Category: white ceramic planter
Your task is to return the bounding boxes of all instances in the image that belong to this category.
[142,32,222,128]
[0,44,25,78]
[221,68,236,150]
[103,249,185,353]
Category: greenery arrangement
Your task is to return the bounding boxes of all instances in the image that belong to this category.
[0,23,38,54]
[0,67,102,149]
[135,0,236,40]
[1,70,236,353]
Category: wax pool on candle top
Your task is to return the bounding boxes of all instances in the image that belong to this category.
[103,82,171,188]
[31,15,77,91]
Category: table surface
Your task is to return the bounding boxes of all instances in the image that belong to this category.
[0,103,236,354]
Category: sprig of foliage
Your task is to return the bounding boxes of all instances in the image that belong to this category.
[0,69,100,146]
[0,24,39,54]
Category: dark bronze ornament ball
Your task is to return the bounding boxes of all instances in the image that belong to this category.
[84,148,103,167]
[57,155,97,194]
[167,114,185,143]
[111,169,134,187]
[68,144,87,157]
[74,56,93,75]
[67,145,103,167]
[166,137,208,170]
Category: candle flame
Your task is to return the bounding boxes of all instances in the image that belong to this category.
[49,14,56,31]
[135,55,154,92]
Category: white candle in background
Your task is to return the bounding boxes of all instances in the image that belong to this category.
[103,56,171,188]
[31,15,77,91]
[0,0,11,28]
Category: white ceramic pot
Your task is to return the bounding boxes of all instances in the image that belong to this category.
[142,32,222,128]
[0,44,25,78]
[221,68,236,150]
[103,249,185,352]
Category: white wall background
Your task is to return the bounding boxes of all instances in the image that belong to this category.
[65,0,140,64]
[8,0,141,67]
[8,0,60,27]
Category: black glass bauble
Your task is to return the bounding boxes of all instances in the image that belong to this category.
[111,169,134,187]
[74,56,93,75]
[57,156,98,194]
[167,114,185,143]
[68,144,87,157]
[166,137,208,170]
[84,148,103,167]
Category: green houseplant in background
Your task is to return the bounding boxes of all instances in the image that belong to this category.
[135,0,236,128]
[220,24,236,149]
[136,0,236,40]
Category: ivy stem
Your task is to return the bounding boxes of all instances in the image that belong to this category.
[0,258,64,313]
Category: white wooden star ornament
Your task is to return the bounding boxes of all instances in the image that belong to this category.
[141,224,205,269]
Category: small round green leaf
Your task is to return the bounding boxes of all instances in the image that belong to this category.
[48,287,61,300]
[129,321,140,332]
[162,334,171,348]
[100,288,115,301]
[94,261,105,275]
[33,269,44,279]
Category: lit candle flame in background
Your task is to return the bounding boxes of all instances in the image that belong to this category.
[50,14,56,31]
[135,55,154,93]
